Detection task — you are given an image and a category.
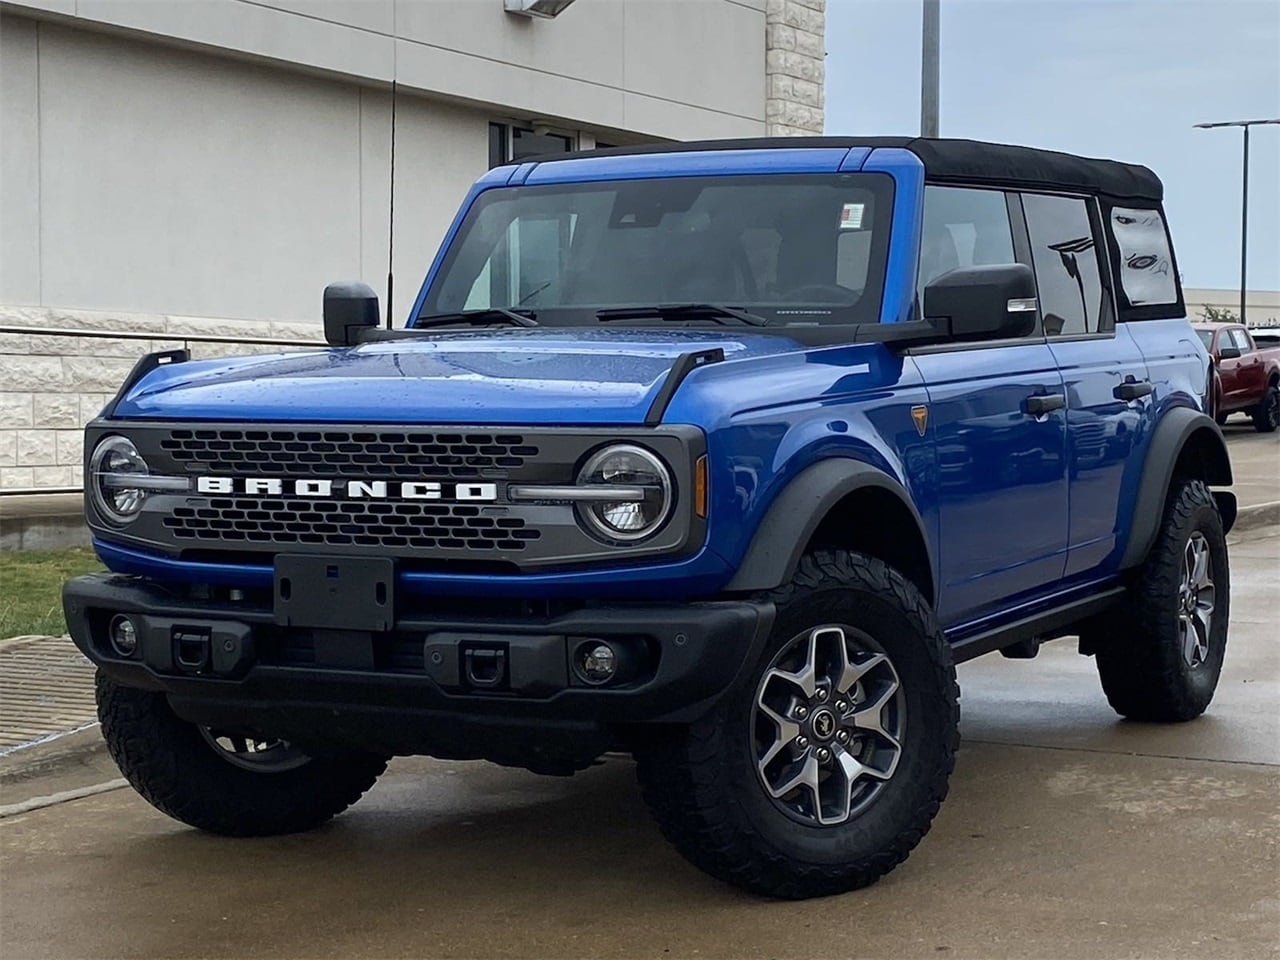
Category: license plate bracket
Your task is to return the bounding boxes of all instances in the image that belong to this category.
[273,555,395,632]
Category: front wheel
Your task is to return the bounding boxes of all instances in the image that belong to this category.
[97,673,387,835]
[635,551,958,899]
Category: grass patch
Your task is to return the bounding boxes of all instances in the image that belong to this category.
[0,546,104,639]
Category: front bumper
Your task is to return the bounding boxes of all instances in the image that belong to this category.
[64,574,773,759]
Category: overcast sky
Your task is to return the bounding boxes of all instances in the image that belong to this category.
[824,0,1280,292]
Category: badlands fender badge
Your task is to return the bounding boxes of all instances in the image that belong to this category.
[911,405,929,437]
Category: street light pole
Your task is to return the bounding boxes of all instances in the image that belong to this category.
[1194,118,1280,327]
[921,0,940,137]
[1240,125,1249,325]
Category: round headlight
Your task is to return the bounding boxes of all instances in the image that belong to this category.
[90,436,151,524]
[576,444,673,542]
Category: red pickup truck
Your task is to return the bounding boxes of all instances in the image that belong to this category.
[1195,322,1280,432]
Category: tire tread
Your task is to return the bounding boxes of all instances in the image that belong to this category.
[1094,479,1228,722]
[97,672,386,836]
[635,550,958,899]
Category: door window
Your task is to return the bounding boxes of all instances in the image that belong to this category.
[1023,194,1106,337]
[917,186,1016,309]
[1229,328,1254,352]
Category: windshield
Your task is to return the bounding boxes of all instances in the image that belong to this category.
[1196,329,1214,349]
[420,173,893,328]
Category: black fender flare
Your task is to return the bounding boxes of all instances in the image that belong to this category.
[1119,406,1235,570]
[723,458,936,603]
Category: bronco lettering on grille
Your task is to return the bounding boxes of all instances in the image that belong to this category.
[194,477,499,501]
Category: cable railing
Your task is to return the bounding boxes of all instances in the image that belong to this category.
[1,323,326,498]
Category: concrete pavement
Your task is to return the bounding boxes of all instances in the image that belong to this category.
[1220,421,1279,513]
[2,528,1277,959]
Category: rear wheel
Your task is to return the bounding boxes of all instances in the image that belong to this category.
[1093,479,1229,721]
[635,551,958,899]
[97,673,387,835]
[1252,383,1279,433]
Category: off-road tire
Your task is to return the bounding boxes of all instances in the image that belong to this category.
[1252,383,1279,433]
[1094,479,1229,721]
[97,672,387,835]
[634,551,958,899]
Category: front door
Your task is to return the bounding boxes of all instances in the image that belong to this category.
[915,343,1069,624]
[911,185,1069,626]
[1216,328,1247,409]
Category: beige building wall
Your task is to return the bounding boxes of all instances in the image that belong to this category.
[0,0,826,492]
[1183,288,1280,328]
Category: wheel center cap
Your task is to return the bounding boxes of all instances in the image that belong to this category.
[810,708,837,741]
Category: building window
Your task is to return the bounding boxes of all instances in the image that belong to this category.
[488,123,575,168]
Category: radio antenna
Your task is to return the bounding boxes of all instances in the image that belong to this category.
[386,76,397,329]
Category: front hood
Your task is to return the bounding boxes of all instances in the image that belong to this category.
[112,328,805,425]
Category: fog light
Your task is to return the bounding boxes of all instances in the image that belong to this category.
[576,642,617,685]
[110,615,139,657]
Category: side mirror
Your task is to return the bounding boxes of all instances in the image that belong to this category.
[1217,345,1241,360]
[923,263,1038,342]
[323,281,380,346]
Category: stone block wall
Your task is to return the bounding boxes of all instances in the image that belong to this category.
[0,305,321,491]
[765,0,825,136]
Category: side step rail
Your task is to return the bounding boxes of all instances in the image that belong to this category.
[947,586,1127,664]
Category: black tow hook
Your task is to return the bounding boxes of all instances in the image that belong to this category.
[462,645,508,690]
[173,628,212,672]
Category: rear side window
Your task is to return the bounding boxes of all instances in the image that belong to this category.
[1109,206,1177,306]
[917,186,1016,308]
[1022,194,1106,337]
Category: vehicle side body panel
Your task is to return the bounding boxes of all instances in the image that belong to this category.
[1048,324,1154,579]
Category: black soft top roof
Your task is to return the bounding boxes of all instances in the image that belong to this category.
[544,136,1164,203]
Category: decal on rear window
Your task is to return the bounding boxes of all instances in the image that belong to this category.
[1109,207,1177,306]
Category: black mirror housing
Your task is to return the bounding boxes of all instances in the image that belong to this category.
[1217,345,1241,360]
[923,263,1038,342]
[323,282,380,346]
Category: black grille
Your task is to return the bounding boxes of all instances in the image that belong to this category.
[163,498,541,552]
[160,429,539,479]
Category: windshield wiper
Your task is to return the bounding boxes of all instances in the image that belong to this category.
[596,303,768,327]
[414,308,538,329]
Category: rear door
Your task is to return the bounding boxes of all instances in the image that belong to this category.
[909,185,1069,625]
[1020,192,1154,579]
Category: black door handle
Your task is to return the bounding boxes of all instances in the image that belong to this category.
[1026,393,1066,416]
[1113,380,1154,401]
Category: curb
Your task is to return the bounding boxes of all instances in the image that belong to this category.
[1233,501,1280,534]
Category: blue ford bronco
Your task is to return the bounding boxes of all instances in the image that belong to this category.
[65,137,1235,899]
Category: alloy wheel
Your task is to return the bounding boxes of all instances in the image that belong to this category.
[752,625,905,825]
[1178,531,1215,668]
[199,727,312,773]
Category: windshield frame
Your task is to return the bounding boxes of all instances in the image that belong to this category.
[415,172,896,336]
